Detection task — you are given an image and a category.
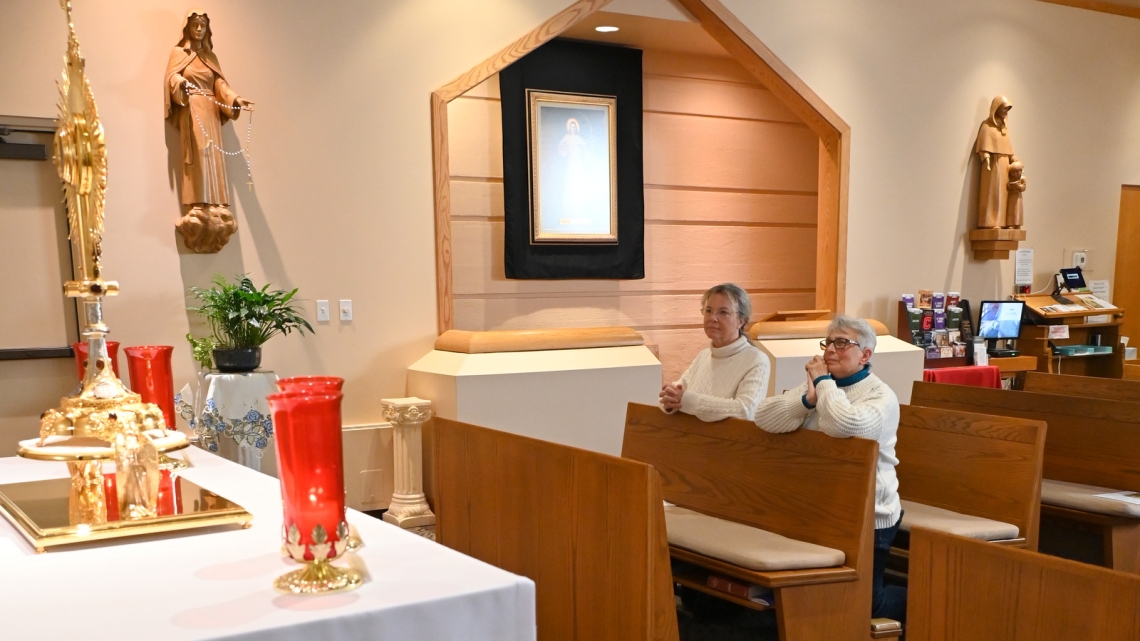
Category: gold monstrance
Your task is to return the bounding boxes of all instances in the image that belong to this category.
[15,1,190,525]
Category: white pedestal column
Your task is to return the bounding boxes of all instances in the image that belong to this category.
[380,397,435,528]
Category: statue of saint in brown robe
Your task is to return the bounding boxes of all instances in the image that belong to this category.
[975,96,1017,229]
[165,12,252,253]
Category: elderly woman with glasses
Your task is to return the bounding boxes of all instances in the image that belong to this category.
[659,283,770,421]
[752,314,905,624]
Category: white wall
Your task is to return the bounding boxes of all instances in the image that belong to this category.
[2,0,1137,451]
[722,0,1140,319]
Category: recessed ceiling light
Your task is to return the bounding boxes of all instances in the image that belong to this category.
[595,26,619,33]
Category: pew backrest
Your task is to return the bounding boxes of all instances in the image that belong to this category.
[433,417,678,641]
[896,405,1046,548]
[907,527,1140,640]
[621,402,878,581]
[910,381,1140,493]
[1024,371,1140,404]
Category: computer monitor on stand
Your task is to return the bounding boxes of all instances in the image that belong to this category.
[977,300,1026,357]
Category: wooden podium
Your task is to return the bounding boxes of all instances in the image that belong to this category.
[1016,295,1125,378]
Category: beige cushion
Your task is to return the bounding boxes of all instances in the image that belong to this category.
[664,506,845,571]
[899,500,1019,540]
[1041,479,1140,518]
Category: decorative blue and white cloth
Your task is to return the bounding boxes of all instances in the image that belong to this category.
[175,371,278,473]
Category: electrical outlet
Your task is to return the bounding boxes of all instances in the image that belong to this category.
[339,299,353,321]
[1072,251,1088,269]
[316,300,330,322]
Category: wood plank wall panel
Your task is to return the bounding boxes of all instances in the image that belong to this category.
[452,221,817,293]
[453,178,817,225]
[447,97,504,179]
[447,50,819,381]
[454,292,817,332]
[643,113,817,192]
[643,75,798,122]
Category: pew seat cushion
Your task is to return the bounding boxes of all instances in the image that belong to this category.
[1041,479,1140,518]
[664,506,845,571]
[898,500,1019,540]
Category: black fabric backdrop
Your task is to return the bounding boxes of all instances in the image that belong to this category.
[499,38,644,279]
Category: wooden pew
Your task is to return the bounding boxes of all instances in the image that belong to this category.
[907,527,1140,640]
[893,405,1046,552]
[910,381,1140,574]
[432,417,678,641]
[1024,370,1140,403]
[622,402,880,641]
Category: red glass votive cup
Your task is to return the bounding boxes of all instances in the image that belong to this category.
[277,376,344,393]
[266,390,348,561]
[123,346,175,429]
[72,341,121,381]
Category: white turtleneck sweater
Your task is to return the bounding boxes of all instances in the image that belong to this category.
[662,335,770,422]
[753,370,902,530]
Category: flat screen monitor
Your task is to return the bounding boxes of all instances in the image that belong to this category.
[1060,266,1087,290]
[977,300,1025,340]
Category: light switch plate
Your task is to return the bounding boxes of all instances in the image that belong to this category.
[316,300,330,322]
[339,299,352,321]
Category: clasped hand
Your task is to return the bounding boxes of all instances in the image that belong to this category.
[804,356,829,406]
[660,382,684,411]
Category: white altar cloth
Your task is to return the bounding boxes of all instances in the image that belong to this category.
[0,448,535,641]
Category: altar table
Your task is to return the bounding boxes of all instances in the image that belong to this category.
[0,447,536,641]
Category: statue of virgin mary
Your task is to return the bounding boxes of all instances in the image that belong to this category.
[165,11,253,253]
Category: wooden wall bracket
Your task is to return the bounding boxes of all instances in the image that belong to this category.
[969,228,1026,260]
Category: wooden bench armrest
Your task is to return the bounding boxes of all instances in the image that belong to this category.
[671,546,857,588]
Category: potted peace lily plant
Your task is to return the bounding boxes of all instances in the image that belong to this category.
[188,275,313,372]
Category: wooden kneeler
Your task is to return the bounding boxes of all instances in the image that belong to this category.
[622,403,881,641]
[432,417,679,641]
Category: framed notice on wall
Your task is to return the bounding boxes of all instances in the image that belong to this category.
[527,90,618,244]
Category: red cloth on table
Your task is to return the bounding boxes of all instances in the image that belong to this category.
[921,365,1002,389]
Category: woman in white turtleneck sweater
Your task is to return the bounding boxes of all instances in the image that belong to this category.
[660,283,770,421]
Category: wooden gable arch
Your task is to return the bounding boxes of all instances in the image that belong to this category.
[431,0,849,334]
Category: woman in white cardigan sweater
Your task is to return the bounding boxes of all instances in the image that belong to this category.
[752,314,905,624]
[660,283,769,421]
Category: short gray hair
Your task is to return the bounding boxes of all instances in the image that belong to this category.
[827,314,877,353]
[701,283,751,335]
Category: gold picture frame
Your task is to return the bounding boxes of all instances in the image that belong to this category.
[527,90,618,244]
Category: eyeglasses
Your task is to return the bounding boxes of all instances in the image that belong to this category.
[820,338,861,351]
[701,307,738,321]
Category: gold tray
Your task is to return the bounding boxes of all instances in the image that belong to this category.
[0,475,253,553]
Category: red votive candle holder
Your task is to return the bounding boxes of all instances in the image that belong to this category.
[277,376,344,393]
[266,389,360,594]
[123,346,175,428]
[72,341,121,381]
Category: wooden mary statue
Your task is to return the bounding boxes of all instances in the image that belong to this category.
[165,12,253,253]
[975,96,1019,229]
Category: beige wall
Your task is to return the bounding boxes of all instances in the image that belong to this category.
[722,0,1140,320]
[2,0,1138,452]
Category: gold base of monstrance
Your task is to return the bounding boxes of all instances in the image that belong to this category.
[0,2,250,549]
